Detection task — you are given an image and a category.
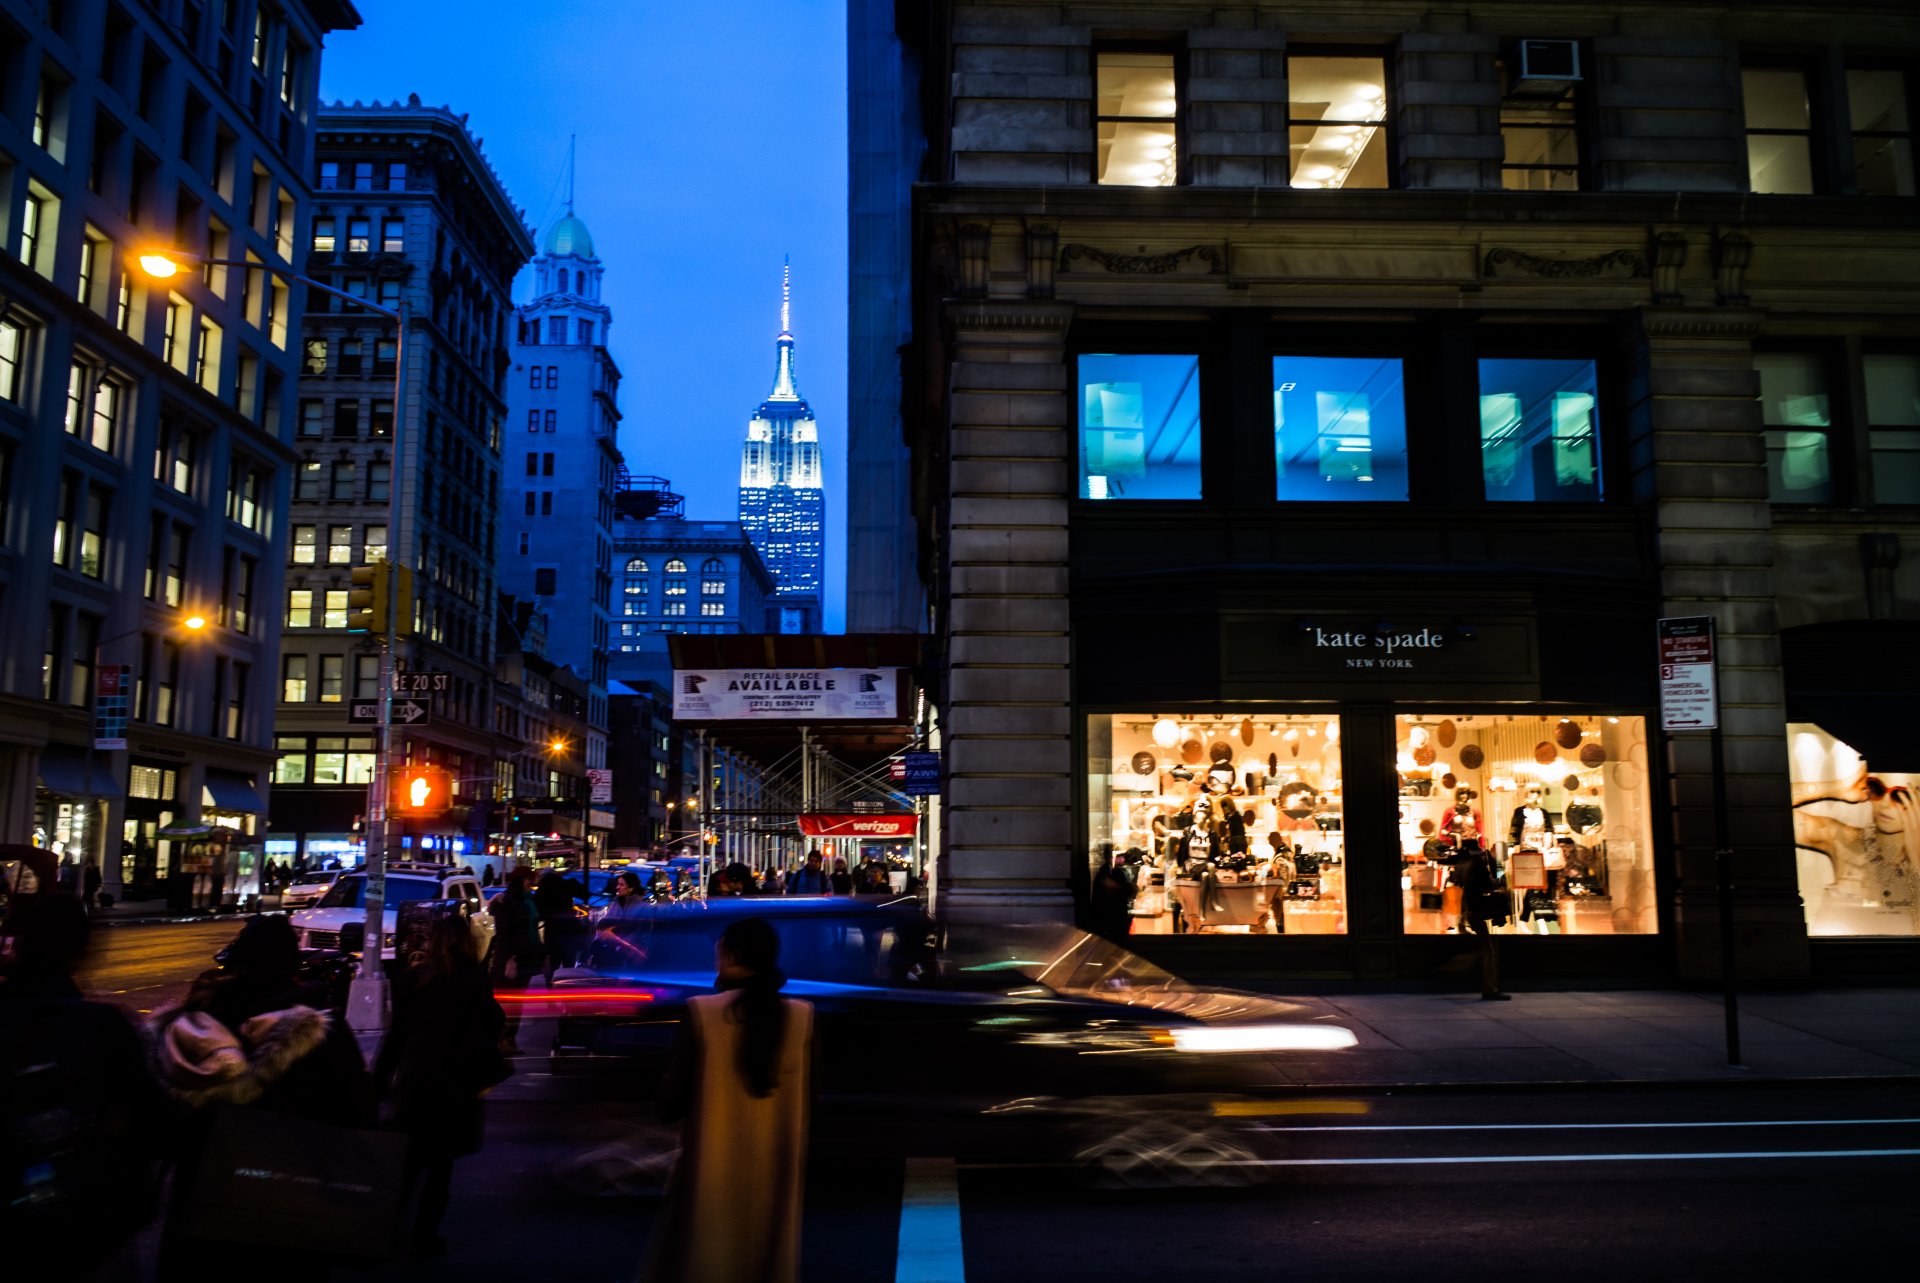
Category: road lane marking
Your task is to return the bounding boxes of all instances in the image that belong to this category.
[1248,1118,1920,1133]
[897,1156,964,1283]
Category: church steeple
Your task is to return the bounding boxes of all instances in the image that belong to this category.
[768,259,800,402]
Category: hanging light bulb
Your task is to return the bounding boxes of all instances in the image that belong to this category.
[1152,718,1181,748]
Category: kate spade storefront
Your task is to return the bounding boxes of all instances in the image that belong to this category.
[1075,590,1673,982]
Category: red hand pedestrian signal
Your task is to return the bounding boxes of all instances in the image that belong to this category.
[390,766,453,817]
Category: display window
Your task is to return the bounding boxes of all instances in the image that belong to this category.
[1077,353,1202,500]
[1395,714,1656,936]
[1089,713,1347,935]
[1477,358,1602,502]
[1271,356,1408,499]
[1788,723,1918,937]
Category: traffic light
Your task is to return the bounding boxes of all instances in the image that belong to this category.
[347,559,414,637]
[347,561,389,634]
[390,765,454,818]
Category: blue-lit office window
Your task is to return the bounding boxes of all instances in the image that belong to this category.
[1477,358,1602,502]
[1272,356,1409,500]
[1078,354,1202,499]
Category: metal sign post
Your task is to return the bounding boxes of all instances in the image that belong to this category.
[1658,615,1739,1066]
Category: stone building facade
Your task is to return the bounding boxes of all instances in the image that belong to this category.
[270,99,534,865]
[1,0,358,901]
[876,0,1920,980]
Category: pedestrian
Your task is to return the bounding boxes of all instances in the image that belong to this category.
[487,867,541,1052]
[1089,845,1135,941]
[641,917,813,1283]
[763,866,786,895]
[785,850,829,895]
[0,893,170,1282]
[1435,839,1511,1000]
[81,859,102,910]
[536,866,588,982]
[482,864,497,888]
[374,915,509,1260]
[150,914,373,1281]
[829,857,854,896]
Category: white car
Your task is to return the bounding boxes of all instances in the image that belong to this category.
[278,872,340,910]
[289,864,491,961]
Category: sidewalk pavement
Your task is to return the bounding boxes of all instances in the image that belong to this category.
[1263,987,1920,1088]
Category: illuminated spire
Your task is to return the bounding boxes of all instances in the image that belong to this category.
[768,258,800,401]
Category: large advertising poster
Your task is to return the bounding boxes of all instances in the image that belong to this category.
[672,668,900,721]
[1789,723,1919,937]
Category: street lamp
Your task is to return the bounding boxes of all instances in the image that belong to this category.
[138,245,411,1030]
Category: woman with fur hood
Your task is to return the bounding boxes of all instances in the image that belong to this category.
[149,914,373,1282]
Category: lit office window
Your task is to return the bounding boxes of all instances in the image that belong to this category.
[1095,52,1177,186]
[1078,353,1202,500]
[1744,67,1815,194]
[1272,356,1408,500]
[1288,56,1390,188]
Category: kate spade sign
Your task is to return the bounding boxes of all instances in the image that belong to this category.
[1221,615,1540,694]
[1307,625,1453,670]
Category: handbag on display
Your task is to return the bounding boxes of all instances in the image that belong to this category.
[1417,891,1445,912]
[176,1106,408,1261]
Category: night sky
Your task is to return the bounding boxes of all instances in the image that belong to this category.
[320,0,851,629]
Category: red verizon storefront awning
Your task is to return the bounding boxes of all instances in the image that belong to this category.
[797,814,919,839]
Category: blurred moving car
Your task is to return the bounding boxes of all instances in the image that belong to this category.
[541,896,1356,1184]
[288,862,490,961]
[277,870,340,910]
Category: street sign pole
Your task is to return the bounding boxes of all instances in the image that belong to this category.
[1658,615,1739,1066]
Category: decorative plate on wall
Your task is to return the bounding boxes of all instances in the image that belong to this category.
[1209,740,1234,765]
[1459,745,1485,770]
[1579,743,1606,768]
[1441,773,1457,790]
[1437,720,1457,748]
[1131,751,1158,777]
[1239,718,1255,746]
[1555,721,1583,750]
[1179,736,1204,765]
[1563,774,1582,792]
[1533,742,1559,765]
[1413,745,1437,766]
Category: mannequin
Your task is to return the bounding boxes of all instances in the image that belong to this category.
[1510,787,1550,852]
[1440,788,1485,845]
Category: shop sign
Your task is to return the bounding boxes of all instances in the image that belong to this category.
[1305,624,1454,671]
[797,813,919,838]
[673,668,901,721]
[1657,616,1718,731]
[587,768,613,804]
[93,664,131,750]
[900,751,941,795]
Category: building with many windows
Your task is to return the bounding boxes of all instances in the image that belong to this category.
[500,196,621,784]
[610,497,776,671]
[738,264,823,633]
[1,0,359,902]
[270,97,533,866]
[869,0,1920,982]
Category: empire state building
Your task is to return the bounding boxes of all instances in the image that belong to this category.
[738,265,823,632]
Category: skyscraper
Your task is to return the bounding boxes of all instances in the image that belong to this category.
[738,265,822,633]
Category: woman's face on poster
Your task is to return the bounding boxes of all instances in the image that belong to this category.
[1868,782,1914,836]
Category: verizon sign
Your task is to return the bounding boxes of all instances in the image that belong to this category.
[797,813,919,838]
[673,668,900,721]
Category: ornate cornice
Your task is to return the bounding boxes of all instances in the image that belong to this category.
[1059,243,1223,276]
[1483,247,1649,280]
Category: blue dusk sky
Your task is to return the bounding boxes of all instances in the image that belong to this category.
[320,0,850,630]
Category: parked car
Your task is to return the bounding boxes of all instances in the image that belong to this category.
[287,862,490,961]
[277,870,340,910]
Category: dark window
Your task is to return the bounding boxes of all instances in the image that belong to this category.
[1756,351,1834,502]
[1865,352,1920,503]
[535,567,556,595]
[1499,52,1581,191]
[1849,68,1915,196]
[1476,359,1601,501]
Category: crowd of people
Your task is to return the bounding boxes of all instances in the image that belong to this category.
[0,883,816,1282]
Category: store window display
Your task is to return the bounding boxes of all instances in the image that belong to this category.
[1396,714,1656,936]
[1088,714,1347,935]
[1788,723,1918,936]
[1078,353,1202,499]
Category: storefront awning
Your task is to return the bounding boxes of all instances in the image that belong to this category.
[1782,622,1920,772]
[203,771,267,814]
[37,750,122,799]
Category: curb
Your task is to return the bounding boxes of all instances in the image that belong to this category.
[1269,1072,1920,1095]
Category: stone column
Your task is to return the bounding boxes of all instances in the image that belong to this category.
[939,297,1076,926]
[1628,305,1809,980]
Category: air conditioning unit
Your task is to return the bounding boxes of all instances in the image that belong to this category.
[1507,39,1582,101]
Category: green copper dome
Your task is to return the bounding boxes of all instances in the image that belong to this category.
[544,213,594,258]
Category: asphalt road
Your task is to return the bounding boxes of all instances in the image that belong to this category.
[79,916,238,1014]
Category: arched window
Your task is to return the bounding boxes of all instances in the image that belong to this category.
[625,558,649,574]
[664,558,686,573]
[701,558,724,573]
[558,268,569,292]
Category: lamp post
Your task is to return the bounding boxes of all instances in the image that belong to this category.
[139,249,409,1029]
[86,611,208,900]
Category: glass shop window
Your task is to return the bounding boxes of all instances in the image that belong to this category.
[1477,358,1602,502]
[1095,51,1178,187]
[1287,55,1390,189]
[1743,66,1816,194]
[1787,723,1918,937]
[1088,713,1347,936]
[1077,353,1202,500]
[1395,714,1656,937]
[1864,353,1920,504]
[1272,356,1408,500]
[1755,352,1834,503]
